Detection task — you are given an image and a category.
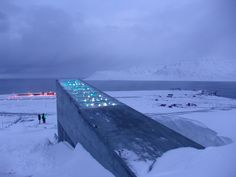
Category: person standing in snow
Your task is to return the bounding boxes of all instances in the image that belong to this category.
[42,113,46,124]
[38,114,41,124]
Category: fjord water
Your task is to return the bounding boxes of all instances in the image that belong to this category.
[0,79,236,99]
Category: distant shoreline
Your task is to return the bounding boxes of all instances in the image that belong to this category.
[0,79,236,99]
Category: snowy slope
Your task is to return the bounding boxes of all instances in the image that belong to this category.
[86,59,236,81]
[0,94,114,177]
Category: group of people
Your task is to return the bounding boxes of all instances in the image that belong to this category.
[38,113,47,124]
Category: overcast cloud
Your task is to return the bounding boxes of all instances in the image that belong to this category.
[0,0,235,78]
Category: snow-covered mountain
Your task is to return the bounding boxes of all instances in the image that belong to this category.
[86,59,236,81]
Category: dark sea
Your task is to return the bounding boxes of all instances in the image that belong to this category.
[0,79,235,99]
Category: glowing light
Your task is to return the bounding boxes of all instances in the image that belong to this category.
[60,80,118,108]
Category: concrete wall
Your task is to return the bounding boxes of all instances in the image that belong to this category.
[56,81,136,177]
[56,79,204,177]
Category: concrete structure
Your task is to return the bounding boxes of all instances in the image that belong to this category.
[56,79,204,177]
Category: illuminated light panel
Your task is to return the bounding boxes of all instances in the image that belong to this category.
[60,79,118,108]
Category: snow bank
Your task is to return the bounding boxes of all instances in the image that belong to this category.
[34,142,114,177]
[0,126,114,177]
[153,115,232,147]
[147,143,236,177]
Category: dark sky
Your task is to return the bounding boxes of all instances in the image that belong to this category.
[0,0,235,78]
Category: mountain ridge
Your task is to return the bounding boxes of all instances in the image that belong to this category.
[86,59,236,81]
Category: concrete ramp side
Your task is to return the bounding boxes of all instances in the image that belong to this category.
[56,79,204,177]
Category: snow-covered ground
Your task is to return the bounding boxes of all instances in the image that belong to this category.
[107,90,236,177]
[0,90,236,177]
[86,59,236,81]
[0,95,114,177]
